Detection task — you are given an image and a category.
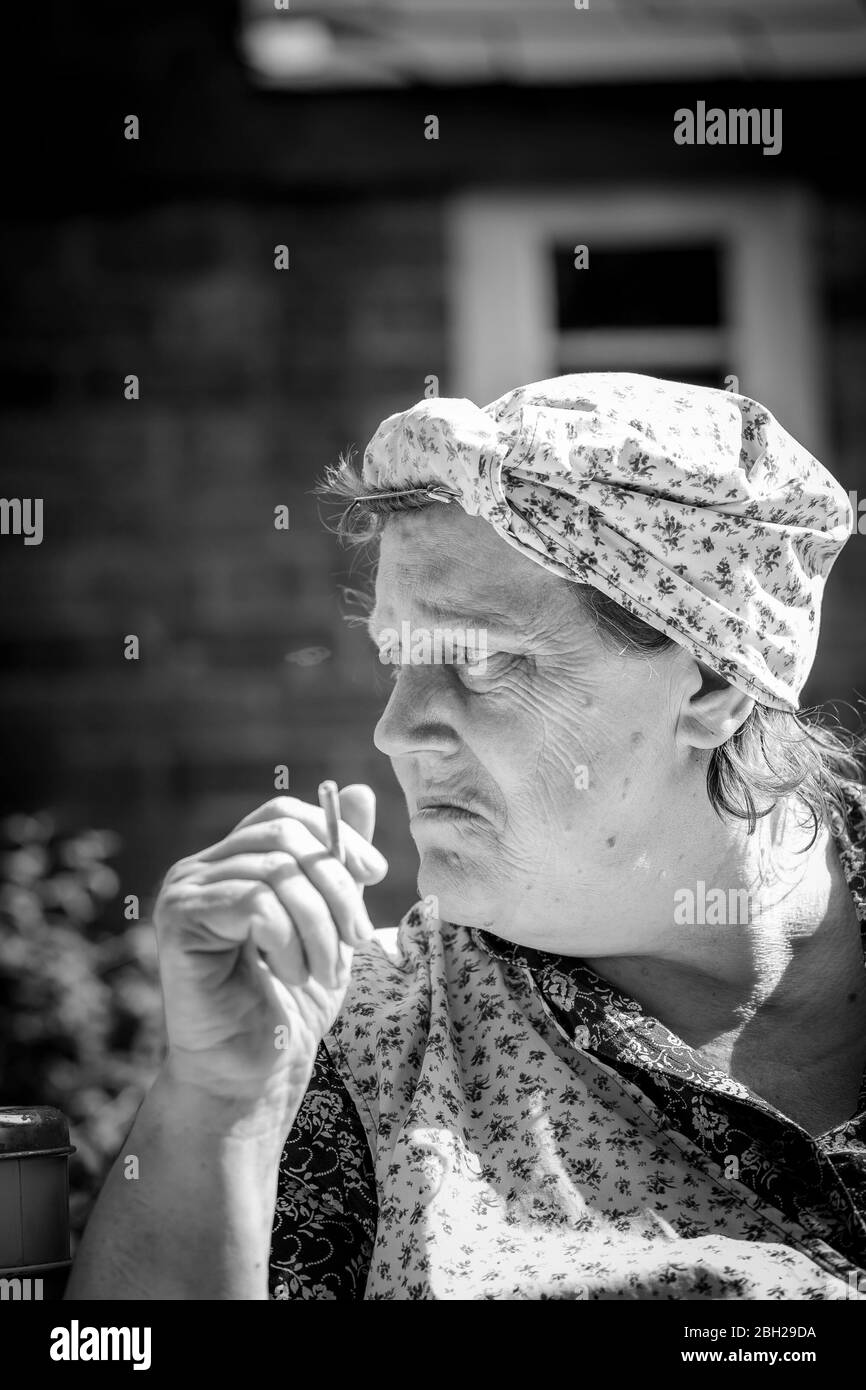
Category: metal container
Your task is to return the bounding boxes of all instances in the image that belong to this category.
[0,1107,75,1300]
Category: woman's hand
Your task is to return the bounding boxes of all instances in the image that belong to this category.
[152,784,387,1118]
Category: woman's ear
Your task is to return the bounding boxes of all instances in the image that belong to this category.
[677,661,755,750]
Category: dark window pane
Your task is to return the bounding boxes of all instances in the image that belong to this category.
[553,244,722,330]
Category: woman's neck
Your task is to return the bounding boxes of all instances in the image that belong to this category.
[583,805,865,1051]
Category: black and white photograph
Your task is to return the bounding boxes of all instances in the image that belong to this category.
[2,0,866,1350]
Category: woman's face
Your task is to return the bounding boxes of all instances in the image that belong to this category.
[370,503,704,954]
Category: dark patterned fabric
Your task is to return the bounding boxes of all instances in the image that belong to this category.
[269,779,866,1299]
[269,1042,377,1300]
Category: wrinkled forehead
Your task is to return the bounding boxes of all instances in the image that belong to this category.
[370,505,555,634]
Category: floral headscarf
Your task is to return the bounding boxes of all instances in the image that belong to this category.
[359,373,852,711]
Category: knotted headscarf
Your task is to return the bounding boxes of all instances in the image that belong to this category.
[359,373,852,712]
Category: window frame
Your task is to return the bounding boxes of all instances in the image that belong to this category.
[447,185,826,458]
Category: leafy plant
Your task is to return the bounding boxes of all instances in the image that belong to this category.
[0,812,165,1242]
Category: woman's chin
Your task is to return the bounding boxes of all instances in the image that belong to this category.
[417,863,492,928]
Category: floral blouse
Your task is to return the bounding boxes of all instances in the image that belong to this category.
[269,781,866,1300]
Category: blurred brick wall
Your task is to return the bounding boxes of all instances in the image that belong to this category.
[0,197,446,926]
[812,201,866,716]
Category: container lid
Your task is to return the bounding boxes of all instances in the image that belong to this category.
[0,1107,71,1155]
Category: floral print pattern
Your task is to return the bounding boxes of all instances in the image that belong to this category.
[269,1044,377,1300]
[270,780,866,1300]
[360,373,852,712]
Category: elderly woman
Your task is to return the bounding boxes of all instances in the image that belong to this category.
[67,373,866,1301]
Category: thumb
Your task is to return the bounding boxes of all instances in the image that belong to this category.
[337,783,376,843]
[337,784,382,899]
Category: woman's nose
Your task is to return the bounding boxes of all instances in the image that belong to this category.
[373,663,462,758]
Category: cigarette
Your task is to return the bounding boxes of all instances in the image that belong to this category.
[317,780,346,865]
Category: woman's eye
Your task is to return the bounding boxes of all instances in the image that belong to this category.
[383,652,511,687]
[458,653,492,679]
[458,651,517,685]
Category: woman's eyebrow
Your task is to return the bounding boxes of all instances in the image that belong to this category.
[365,602,523,643]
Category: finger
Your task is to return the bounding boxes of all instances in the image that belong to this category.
[334,785,377,900]
[267,859,341,987]
[228,795,388,879]
[247,891,309,987]
[161,878,335,993]
[176,839,376,947]
[175,857,346,989]
[255,939,353,1038]
[193,884,310,991]
[334,784,375,843]
[160,877,291,951]
[196,811,387,885]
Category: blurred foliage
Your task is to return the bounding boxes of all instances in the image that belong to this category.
[0,811,165,1241]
